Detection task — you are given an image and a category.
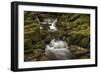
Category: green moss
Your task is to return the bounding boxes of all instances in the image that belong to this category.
[24,11,90,61]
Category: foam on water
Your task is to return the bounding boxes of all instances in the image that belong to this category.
[45,39,73,60]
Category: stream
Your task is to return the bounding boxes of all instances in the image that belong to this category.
[45,39,73,60]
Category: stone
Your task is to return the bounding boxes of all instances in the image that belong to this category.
[69,45,89,55]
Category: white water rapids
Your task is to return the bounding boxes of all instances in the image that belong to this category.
[45,39,73,60]
[38,17,74,60]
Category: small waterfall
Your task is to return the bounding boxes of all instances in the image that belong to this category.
[45,39,73,60]
[36,14,73,60]
[49,19,57,31]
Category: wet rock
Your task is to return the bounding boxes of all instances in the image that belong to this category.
[69,45,90,59]
[69,45,89,55]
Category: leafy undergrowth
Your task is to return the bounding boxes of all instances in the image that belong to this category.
[24,11,90,61]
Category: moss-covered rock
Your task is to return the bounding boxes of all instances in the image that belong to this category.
[24,11,90,61]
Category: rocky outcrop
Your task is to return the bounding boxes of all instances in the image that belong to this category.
[69,45,90,59]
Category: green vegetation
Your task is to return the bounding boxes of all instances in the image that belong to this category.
[24,11,90,61]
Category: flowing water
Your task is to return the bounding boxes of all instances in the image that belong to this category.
[45,39,73,60]
[39,17,74,60]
